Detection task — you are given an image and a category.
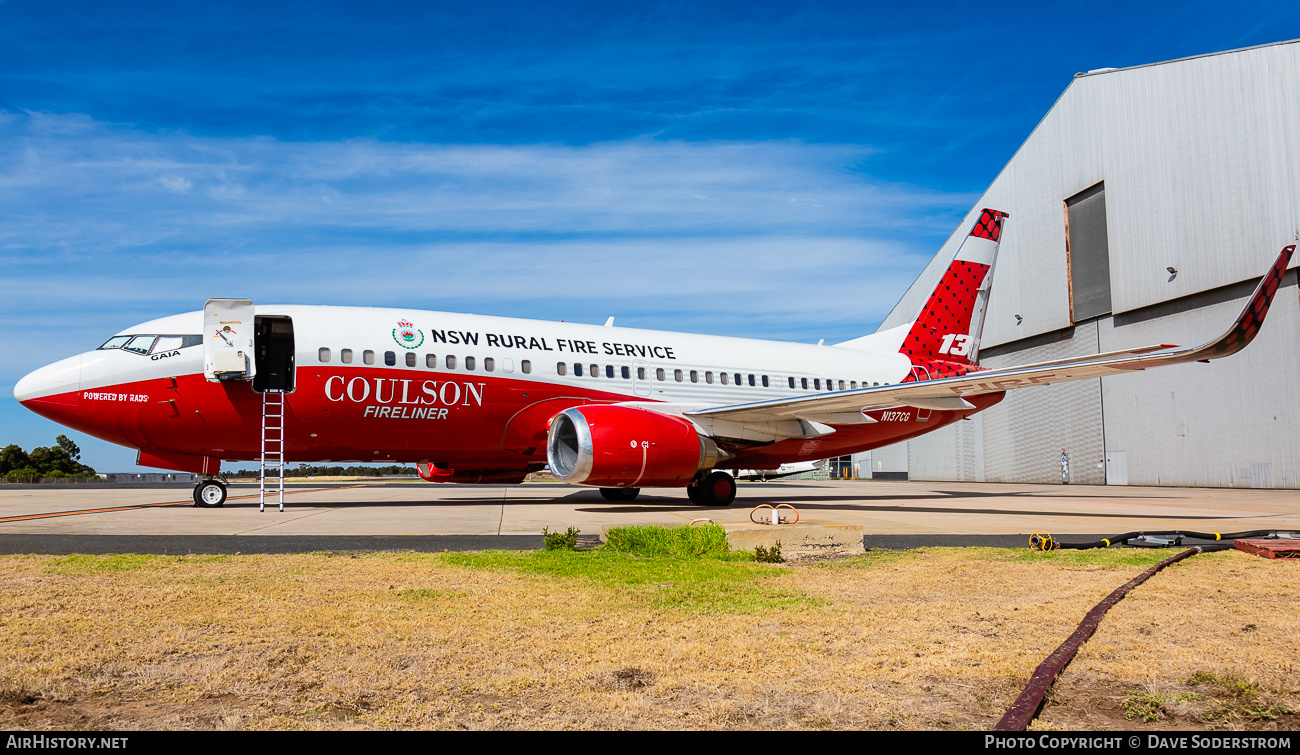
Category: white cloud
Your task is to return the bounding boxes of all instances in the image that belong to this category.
[159,175,192,193]
[0,110,976,381]
[0,112,968,246]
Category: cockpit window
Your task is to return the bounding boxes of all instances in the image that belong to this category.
[121,335,157,355]
[103,334,202,355]
[154,336,184,353]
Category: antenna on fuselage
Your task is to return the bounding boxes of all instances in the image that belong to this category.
[604,316,615,327]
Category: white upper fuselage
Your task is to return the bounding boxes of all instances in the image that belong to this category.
[17,305,917,406]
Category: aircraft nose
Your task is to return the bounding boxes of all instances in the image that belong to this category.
[14,355,83,429]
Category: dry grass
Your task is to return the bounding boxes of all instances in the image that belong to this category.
[1031,551,1300,731]
[0,547,1296,730]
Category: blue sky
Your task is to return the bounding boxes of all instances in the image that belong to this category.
[2,0,1298,471]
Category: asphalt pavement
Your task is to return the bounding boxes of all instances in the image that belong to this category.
[1,478,1296,554]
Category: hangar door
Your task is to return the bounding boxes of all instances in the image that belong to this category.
[1065,182,1113,322]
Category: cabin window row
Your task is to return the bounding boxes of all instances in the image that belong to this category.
[555,363,635,379]
[317,348,530,373]
[317,348,878,389]
[554,362,884,389]
[787,377,884,390]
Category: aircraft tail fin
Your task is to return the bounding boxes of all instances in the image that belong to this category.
[899,208,1008,367]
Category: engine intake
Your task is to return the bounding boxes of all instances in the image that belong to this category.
[546,405,721,488]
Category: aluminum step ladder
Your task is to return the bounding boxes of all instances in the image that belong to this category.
[260,390,286,512]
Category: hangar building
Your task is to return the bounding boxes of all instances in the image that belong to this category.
[865,39,1300,489]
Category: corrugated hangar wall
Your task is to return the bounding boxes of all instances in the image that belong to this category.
[878,40,1300,488]
[1098,273,1300,488]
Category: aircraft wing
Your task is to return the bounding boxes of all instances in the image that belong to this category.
[687,244,1294,426]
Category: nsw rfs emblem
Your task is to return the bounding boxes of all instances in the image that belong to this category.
[392,320,424,349]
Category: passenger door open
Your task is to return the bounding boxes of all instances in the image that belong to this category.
[202,299,295,392]
[253,315,295,393]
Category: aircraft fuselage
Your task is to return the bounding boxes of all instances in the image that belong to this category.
[15,305,1001,477]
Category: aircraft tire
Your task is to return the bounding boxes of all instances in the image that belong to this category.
[702,471,737,507]
[600,487,640,501]
[194,480,227,508]
[688,471,736,506]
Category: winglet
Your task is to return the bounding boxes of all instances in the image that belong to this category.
[1125,244,1294,369]
[1185,244,1294,361]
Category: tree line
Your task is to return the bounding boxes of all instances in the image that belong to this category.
[1,436,97,480]
[224,464,418,478]
[0,440,420,481]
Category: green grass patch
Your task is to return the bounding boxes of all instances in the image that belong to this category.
[390,588,447,602]
[435,548,821,614]
[945,546,1185,569]
[438,548,759,584]
[603,523,730,556]
[1205,701,1295,724]
[1004,548,1181,568]
[45,553,186,574]
[1191,671,1295,725]
[1187,670,1258,701]
[1120,672,1300,726]
[1121,691,1206,724]
[818,548,925,570]
[542,526,580,550]
[1122,691,1168,722]
[819,546,1180,572]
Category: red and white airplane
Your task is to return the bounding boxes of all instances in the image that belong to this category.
[14,210,1295,509]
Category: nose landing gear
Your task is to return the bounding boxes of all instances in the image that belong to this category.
[194,478,228,508]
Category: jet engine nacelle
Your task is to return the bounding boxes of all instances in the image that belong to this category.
[546,405,721,488]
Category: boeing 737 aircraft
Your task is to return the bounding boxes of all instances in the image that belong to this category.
[14,210,1295,509]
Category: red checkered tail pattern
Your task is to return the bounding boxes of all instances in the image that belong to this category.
[899,209,1008,367]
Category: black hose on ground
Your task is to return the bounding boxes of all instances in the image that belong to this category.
[1030,529,1296,551]
[999,530,1293,730]
[995,547,1204,731]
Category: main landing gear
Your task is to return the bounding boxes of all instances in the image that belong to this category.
[687,470,737,507]
[193,477,228,508]
[600,487,641,501]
